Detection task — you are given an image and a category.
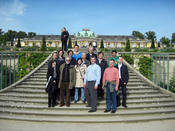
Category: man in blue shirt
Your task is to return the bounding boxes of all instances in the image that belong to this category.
[84,56,101,112]
[72,45,82,61]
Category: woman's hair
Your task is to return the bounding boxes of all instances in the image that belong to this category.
[58,49,64,57]
[76,58,82,66]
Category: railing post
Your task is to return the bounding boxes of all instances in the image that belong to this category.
[150,54,153,81]
[9,53,12,85]
[13,52,16,83]
[167,55,169,90]
[163,56,165,89]
[159,55,161,86]
[0,53,3,89]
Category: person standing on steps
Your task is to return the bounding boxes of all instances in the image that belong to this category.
[81,53,90,67]
[61,27,69,51]
[108,50,119,67]
[57,49,65,65]
[67,50,76,65]
[84,56,101,113]
[86,46,97,63]
[47,51,60,105]
[96,51,108,99]
[72,45,82,61]
[103,59,119,113]
[116,56,129,108]
[46,60,60,107]
[74,58,87,103]
[59,57,76,107]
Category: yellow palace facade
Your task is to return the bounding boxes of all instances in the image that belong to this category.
[14,29,157,48]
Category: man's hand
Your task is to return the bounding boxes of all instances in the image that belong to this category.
[124,83,127,85]
[115,86,118,91]
[102,86,104,90]
[83,84,86,88]
[94,86,98,89]
[53,80,56,83]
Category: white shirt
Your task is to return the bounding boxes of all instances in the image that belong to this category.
[118,63,122,79]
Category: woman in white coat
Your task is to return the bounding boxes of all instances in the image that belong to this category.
[74,58,87,103]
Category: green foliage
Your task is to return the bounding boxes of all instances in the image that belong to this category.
[18,53,49,78]
[125,38,131,52]
[41,36,47,51]
[160,36,170,47]
[171,32,175,43]
[151,38,155,49]
[16,38,21,48]
[100,39,104,49]
[132,31,145,39]
[121,54,134,65]
[160,48,175,52]
[138,56,152,80]
[47,47,58,51]
[145,31,156,49]
[68,37,72,48]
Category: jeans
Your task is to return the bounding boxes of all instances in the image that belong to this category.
[106,82,117,111]
[74,87,85,101]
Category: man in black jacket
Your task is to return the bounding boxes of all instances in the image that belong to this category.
[96,51,108,99]
[116,56,129,108]
[61,27,69,51]
[86,46,97,63]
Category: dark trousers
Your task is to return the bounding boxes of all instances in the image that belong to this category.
[85,81,97,110]
[60,82,70,105]
[117,79,127,106]
[98,83,104,98]
[48,94,56,107]
[62,39,67,51]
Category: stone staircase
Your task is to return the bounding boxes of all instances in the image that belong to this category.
[0,51,175,123]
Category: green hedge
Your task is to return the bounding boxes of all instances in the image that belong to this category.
[138,56,152,80]
[18,52,49,78]
[121,54,134,65]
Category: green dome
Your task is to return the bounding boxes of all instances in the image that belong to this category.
[76,29,96,38]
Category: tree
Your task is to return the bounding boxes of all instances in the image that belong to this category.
[145,31,156,49]
[132,31,145,39]
[171,33,175,47]
[100,39,104,49]
[160,37,170,47]
[5,30,17,46]
[41,36,47,51]
[125,38,131,52]
[16,37,21,48]
[74,41,78,46]
[0,34,8,46]
[17,31,27,39]
[0,29,4,36]
[28,32,36,38]
[68,37,72,48]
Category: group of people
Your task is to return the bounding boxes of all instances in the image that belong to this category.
[46,40,129,113]
[46,28,129,113]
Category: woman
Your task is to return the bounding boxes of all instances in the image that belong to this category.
[74,58,87,103]
[57,49,65,65]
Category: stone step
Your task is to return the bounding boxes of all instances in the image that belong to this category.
[0,97,175,105]
[0,108,175,117]
[20,81,148,87]
[15,85,154,91]
[0,113,175,123]
[8,88,160,95]
[0,102,175,110]
[0,93,170,100]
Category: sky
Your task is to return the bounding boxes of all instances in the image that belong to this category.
[0,0,175,40]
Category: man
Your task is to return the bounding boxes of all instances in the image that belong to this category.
[84,56,101,112]
[116,56,129,108]
[81,53,90,67]
[72,45,82,61]
[96,51,108,99]
[61,27,69,51]
[103,59,119,113]
[108,50,118,67]
[67,50,76,65]
[86,46,97,63]
[58,57,76,107]
[47,52,60,104]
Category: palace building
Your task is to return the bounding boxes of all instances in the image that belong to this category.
[14,29,157,48]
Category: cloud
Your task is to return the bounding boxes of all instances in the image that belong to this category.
[0,0,26,31]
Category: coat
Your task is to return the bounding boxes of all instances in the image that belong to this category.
[116,63,129,84]
[86,53,97,62]
[75,64,87,88]
[58,63,76,89]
